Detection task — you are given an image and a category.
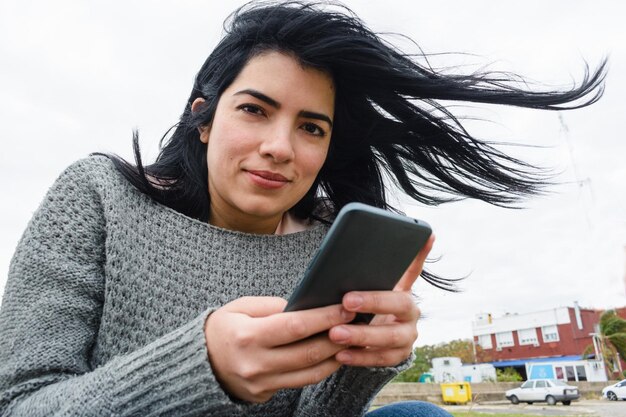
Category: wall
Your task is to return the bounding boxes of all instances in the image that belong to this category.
[473,308,570,336]
[373,381,616,406]
[475,307,600,362]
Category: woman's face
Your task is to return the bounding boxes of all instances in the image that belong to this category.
[197,51,335,233]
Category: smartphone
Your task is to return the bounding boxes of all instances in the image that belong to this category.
[284,202,431,323]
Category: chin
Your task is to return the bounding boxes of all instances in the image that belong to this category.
[238,201,289,219]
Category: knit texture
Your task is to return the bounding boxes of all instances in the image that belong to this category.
[0,156,409,417]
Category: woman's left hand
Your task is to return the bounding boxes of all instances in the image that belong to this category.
[328,235,434,367]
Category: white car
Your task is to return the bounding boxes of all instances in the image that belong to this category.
[505,379,579,406]
[602,379,626,401]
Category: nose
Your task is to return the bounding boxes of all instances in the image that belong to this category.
[258,123,295,163]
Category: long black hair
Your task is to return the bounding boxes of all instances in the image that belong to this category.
[102,1,606,289]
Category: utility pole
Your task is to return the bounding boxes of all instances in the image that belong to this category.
[590,332,610,381]
[470,335,477,363]
[624,245,626,293]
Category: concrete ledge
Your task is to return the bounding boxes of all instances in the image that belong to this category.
[373,381,616,406]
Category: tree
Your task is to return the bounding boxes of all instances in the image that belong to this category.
[583,310,626,379]
[393,339,475,382]
[496,367,523,382]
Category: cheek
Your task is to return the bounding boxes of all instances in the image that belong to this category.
[206,125,246,167]
[300,145,329,178]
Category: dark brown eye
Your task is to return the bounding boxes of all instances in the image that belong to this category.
[238,104,265,116]
[302,122,325,137]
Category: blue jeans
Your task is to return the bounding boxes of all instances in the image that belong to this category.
[365,401,453,417]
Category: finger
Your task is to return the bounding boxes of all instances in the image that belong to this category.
[328,322,417,348]
[335,347,412,367]
[259,357,342,392]
[342,291,419,321]
[394,234,435,292]
[262,333,345,373]
[256,304,356,346]
[223,296,288,317]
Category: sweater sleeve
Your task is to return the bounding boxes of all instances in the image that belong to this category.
[292,349,415,416]
[0,159,244,417]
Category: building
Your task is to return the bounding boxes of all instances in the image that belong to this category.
[471,302,608,381]
[430,357,496,383]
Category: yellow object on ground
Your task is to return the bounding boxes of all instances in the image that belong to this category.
[440,382,472,404]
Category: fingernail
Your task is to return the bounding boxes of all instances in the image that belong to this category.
[341,309,355,322]
[332,326,350,343]
[345,294,363,309]
[336,351,352,364]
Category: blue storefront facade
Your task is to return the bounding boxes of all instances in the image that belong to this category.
[490,355,607,382]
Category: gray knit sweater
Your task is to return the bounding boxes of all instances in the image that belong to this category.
[0,156,407,417]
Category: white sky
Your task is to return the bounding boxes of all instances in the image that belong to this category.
[1,1,625,346]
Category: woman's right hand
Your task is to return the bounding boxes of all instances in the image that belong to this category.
[204,297,355,403]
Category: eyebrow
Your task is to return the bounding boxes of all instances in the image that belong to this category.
[234,88,333,128]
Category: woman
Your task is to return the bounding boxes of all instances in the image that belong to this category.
[0,2,604,416]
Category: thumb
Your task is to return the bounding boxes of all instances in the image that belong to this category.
[394,234,435,292]
[223,296,288,318]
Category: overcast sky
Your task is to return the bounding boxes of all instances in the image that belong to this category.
[1,1,625,347]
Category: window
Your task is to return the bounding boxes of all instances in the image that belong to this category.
[495,331,514,348]
[565,366,576,381]
[535,380,547,388]
[518,328,538,345]
[521,380,534,389]
[576,366,587,381]
[542,325,559,342]
[555,367,564,380]
[477,334,492,349]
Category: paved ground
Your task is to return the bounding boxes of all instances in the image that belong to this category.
[442,400,626,417]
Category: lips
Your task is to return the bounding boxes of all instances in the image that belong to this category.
[245,170,291,190]
[246,170,290,182]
